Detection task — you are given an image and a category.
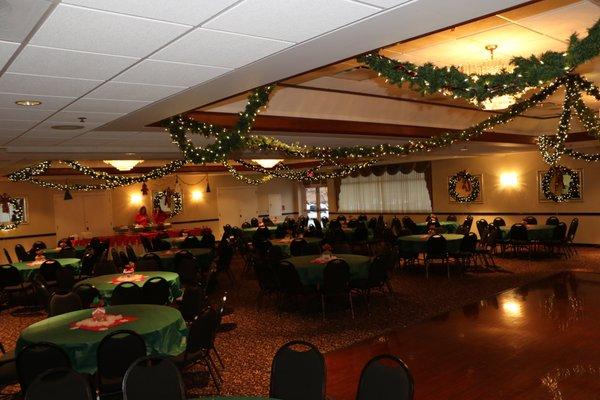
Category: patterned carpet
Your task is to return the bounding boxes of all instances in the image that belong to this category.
[2,246,599,397]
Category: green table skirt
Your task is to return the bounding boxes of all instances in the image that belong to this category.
[499,225,555,241]
[75,271,182,304]
[42,246,87,259]
[284,254,370,286]
[415,221,460,234]
[270,237,322,256]
[12,258,81,281]
[149,248,213,271]
[17,304,188,374]
[398,234,464,254]
[161,236,202,249]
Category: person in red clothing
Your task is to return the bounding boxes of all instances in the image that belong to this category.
[153,207,170,225]
[134,206,151,226]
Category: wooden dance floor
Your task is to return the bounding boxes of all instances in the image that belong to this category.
[325,272,600,399]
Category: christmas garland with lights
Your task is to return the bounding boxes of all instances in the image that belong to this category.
[153,191,183,217]
[448,170,480,203]
[541,165,581,202]
[0,194,24,231]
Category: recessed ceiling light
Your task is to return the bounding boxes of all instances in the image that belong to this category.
[15,100,42,107]
[51,125,84,130]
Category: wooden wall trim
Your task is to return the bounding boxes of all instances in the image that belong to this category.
[171,218,219,225]
[0,232,56,241]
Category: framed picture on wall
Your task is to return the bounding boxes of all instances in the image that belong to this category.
[448,173,483,203]
[0,196,28,225]
[537,169,583,202]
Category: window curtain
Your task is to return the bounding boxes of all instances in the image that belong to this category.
[338,170,432,213]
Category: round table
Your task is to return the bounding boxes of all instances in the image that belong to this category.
[415,221,460,234]
[398,234,464,254]
[284,254,370,286]
[270,237,322,256]
[161,236,202,249]
[499,224,555,241]
[17,304,188,374]
[42,246,87,259]
[149,248,213,270]
[242,226,278,238]
[11,258,81,281]
[75,271,182,304]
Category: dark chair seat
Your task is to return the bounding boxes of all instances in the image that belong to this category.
[3,281,33,292]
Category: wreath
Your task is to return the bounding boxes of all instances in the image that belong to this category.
[542,165,580,202]
[0,194,24,231]
[152,190,183,217]
[448,170,480,203]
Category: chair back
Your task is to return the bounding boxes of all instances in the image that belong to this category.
[15,244,32,261]
[492,217,506,227]
[368,255,389,286]
[523,216,537,225]
[462,215,473,230]
[140,236,153,253]
[57,247,77,259]
[401,217,417,234]
[16,342,71,392]
[97,330,147,395]
[151,237,170,251]
[49,292,82,317]
[567,217,579,240]
[79,252,95,278]
[3,248,12,264]
[119,251,129,265]
[476,219,488,238]
[290,239,307,257]
[0,264,22,288]
[250,217,259,227]
[509,223,528,241]
[179,285,206,322]
[111,282,142,305]
[142,277,170,305]
[553,222,568,241]
[426,235,447,257]
[25,367,93,400]
[460,232,478,253]
[111,248,123,269]
[356,354,414,400]
[446,214,457,222]
[93,260,117,276]
[137,253,162,271]
[122,356,185,400]
[175,256,198,288]
[254,261,279,292]
[322,259,350,295]
[56,267,76,293]
[32,241,47,251]
[187,307,218,355]
[73,283,100,308]
[545,216,560,226]
[39,260,61,282]
[126,245,137,262]
[276,261,304,295]
[270,340,326,400]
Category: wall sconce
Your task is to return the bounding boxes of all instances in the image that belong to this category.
[499,172,519,188]
[191,189,203,202]
[130,193,143,205]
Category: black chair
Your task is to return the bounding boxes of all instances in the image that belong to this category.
[320,259,354,320]
[111,282,142,305]
[136,253,162,271]
[475,219,488,239]
[25,367,93,400]
[548,222,568,258]
[452,233,478,271]
[545,216,560,226]
[73,283,100,308]
[78,252,95,280]
[356,354,414,400]
[92,260,117,277]
[175,254,199,288]
[142,277,170,305]
[111,248,124,270]
[462,215,473,232]
[0,341,17,397]
[508,223,530,256]
[122,356,185,400]
[16,342,71,393]
[270,341,326,400]
[96,330,147,398]
[126,245,138,262]
[180,236,201,249]
[254,261,280,308]
[178,285,206,322]
[3,248,12,264]
[446,214,457,222]
[523,216,537,225]
[31,241,47,251]
[351,254,393,311]
[171,307,221,392]
[48,292,82,317]
[57,247,77,259]
[0,264,34,306]
[492,217,506,227]
[39,260,61,288]
[140,236,153,253]
[425,234,448,278]
[151,237,170,252]
[56,266,76,294]
[250,217,259,227]
[276,261,306,305]
[401,217,418,234]
[119,251,130,266]
[15,244,33,262]
[199,233,216,249]
[566,217,579,256]
[216,242,235,285]
[289,239,307,257]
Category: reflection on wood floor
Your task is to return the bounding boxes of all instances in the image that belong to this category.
[326,272,600,400]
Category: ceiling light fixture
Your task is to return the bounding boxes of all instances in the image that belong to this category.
[15,100,42,107]
[103,160,143,171]
[51,125,84,130]
[251,159,284,169]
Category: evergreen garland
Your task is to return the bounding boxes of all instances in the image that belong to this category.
[541,165,581,203]
[448,170,480,203]
[0,194,25,231]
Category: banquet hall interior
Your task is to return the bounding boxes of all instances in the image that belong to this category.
[0,0,599,399]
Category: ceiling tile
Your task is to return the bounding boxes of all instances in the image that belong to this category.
[204,0,381,42]
[0,120,39,130]
[0,40,19,69]
[86,81,185,102]
[66,98,150,114]
[30,4,190,58]
[0,93,74,110]
[49,110,123,124]
[9,45,139,80]
[0,129,22,144]
[62,0,239,26]
[34,120,102,132]
[0,107,55,121]
[9,137,67,146]
[152,28,291,68]
[0,73,102,97]
[20,129,85,139]
[0,0,52,43]
[356,0,412,7]
[113,59,231,87]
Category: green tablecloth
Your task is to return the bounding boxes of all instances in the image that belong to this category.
[270,237,322,256]
[398,234,464,254]
[197,398,277,399]
[12,258,81,281]
[149,248,213,270]
[17,304,188,374]
[499,225,555,241]
[284,254,370,286]
[42,246,87,259]
[415,221,460,234]
[75,271,182,304]
[242,226,278,238]
[161,236,202,249]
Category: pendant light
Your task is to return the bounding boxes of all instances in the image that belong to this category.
[205,175,211,193]
[64,188,73,200]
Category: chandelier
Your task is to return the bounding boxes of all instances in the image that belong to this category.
[103,160,143,171]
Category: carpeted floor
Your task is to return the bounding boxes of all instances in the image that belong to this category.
[2,247,599,397]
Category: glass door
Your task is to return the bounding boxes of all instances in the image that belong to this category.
[305,186,329,223]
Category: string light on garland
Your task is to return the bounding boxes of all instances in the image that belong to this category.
[448,170,481,203]
[541,165,581,202]
[0,194,24,231]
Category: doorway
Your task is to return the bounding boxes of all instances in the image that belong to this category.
[305,185,329,222]
[53,192,114,239]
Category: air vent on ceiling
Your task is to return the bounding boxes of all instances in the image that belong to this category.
[333,65,377,81]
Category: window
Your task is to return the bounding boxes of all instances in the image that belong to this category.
[305,186,329,221]
[338,171,432,213]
